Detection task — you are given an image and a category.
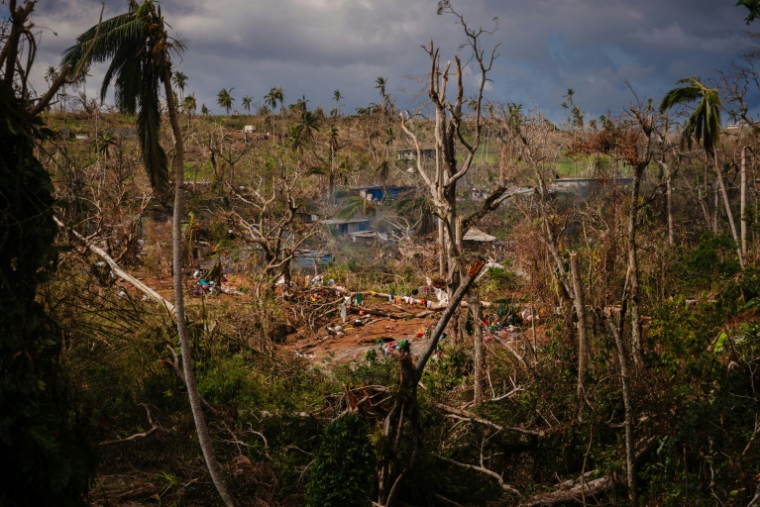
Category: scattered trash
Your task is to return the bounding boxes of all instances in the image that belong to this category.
[326,325,342,336]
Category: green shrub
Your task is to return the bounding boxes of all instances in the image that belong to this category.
[306,414,375,507]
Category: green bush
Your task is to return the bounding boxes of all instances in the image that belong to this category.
[306,414,375,507]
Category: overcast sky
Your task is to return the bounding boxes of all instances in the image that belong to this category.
[24,0,758,120]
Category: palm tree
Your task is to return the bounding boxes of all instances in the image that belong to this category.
[44,66,60,112]
[44,66,58,87]
[375,76,387,98]
[264,87,285,138]
[333,89,342,117]
[183,93,196,113]
[660,77,743,268]
[242,95,252,113]
[264,87,279,111]
[289,109,321,153]
[264,86,285,113]
[172,70,187,100]
[737,0,760,23]
[183,93,196,130]
[289,95,308,116]
[216,87,234,115]
[564,87,575,107]
[62,2,237,505]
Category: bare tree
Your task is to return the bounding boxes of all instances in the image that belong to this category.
[400,8,502,295]
[399,7,513,410]
[377,259,485,507]
[229,169,320,290]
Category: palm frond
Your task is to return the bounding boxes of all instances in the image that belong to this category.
[376,161,391,182]
[662,76,723,157]
[102,42,143,112]
[137,63,169,193]
[61,12,146,83]
[391,192,430,216]
[337,196,374,220]
[659,83,702,113]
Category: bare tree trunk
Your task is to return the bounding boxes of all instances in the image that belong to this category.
[628,165,644,367]
[569,252,587,421]
[164,73,236,507]
[438,217,446,278]
[715,151,744,268]
[713,180,719,235]
[608,315,637,507]
[665,163,674,246]
[469,293,484,405]
[741,146,748,260]
[698,186,711,231]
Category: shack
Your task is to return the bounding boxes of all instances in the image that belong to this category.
[323,218,372,236]
[463,227,497,255]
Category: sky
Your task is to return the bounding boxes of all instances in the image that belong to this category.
[22,0,759,121]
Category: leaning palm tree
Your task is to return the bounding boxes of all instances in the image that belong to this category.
[62,2,237,505]
[660,76,743,268]
[242,95,252,113]
[216,87,234,115]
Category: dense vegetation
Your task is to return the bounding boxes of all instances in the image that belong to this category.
[3,1,760,506]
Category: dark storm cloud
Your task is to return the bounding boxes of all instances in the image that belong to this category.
[24,0,757,119]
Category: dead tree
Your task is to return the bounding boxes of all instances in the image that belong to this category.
[377,259,485,507]
[399,7,512,419]
[400,9,502,294]
[623,103,657,367]
[229,169,319,289]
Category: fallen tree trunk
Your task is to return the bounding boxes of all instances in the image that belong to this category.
[519,476,613,507]
[53,216,175,316]
[519,437,657,507]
